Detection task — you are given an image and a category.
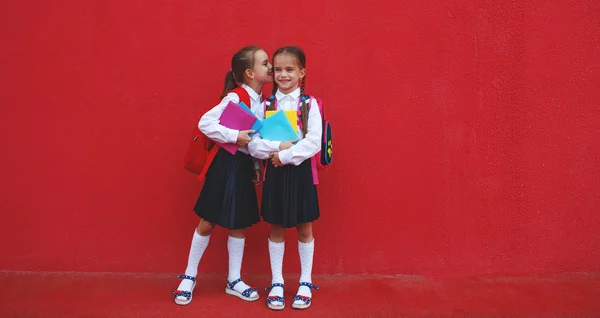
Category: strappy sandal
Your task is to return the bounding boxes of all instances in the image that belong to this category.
[172,275,196,306]
[225,278,259,301]
[291,282,319,310]
[265,283,285,310]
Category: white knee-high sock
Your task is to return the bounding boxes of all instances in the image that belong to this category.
[269,239,285,284]
[228,236,245,282]
[177,231,210,294]
[268,239,285,305]
[184,231,211,277]
[228,236,256,297]
[295,239,315,300]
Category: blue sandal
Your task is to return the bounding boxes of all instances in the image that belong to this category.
[172,275,196,306]
[225,278,259,301]
[292,282,319,309]
[265,283,285,310]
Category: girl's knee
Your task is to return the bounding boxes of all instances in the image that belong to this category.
[297,223,313,242]
[298,231,313,242]
[269,225,286,242]
[196,220,215,236]
[229,229,245,238]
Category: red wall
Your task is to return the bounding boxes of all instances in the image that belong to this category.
[1,1,599,276]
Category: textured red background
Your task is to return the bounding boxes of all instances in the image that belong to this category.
[1,1,599,276]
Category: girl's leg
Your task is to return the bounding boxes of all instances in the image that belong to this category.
[267,224,286,307]
[269,224,286,243]
[226,228,258,299]
[294,222,316,306]
[174,219,215,303]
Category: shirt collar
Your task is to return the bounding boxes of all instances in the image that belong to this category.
[241,84,262,102]
[275,87,301,101]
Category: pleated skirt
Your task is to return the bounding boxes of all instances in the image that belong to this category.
[261,159,320,228]
[193,148,260,229]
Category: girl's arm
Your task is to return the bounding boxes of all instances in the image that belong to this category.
[278,98,322,166]
[247,103,281,159]
[198,93,240,144]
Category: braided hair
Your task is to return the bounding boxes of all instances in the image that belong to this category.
[266,81,278,111]
[266,46,309,135]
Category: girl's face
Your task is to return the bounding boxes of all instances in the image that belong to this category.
[273,53,305,94]
[250,50,273,85]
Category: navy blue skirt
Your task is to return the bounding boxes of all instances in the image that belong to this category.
[261,158,320,228]
[194,148,260,229]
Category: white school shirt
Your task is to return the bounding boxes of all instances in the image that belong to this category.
[248,87,322,166]
[198,84,261,169]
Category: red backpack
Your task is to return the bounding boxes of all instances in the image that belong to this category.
[184,87,251,180]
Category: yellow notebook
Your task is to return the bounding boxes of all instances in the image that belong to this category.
[266,110,298,133]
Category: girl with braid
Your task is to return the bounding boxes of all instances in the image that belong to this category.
[248,46,322,310]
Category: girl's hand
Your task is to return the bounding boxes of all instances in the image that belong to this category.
[236,130,255,147]
[252,169,263,185]
[278,138,298,150]
[270,152,283,167]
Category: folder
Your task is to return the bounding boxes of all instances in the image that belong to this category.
[266,110,298,133]
[239,102,262,132]
[218,101,259,154]
[238,101,253,115]
[258,110,298,143]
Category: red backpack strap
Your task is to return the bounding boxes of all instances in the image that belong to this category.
[198,144,219,182]
[196,88,250,182]
[230,87,251,107]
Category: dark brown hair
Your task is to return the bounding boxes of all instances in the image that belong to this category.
[267,46,309,135]
[220,46,263,99]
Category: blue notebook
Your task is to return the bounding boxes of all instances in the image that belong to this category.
[258,110,298,142]
[238,102,262,132]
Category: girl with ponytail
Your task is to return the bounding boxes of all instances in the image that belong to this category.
[172,46,272,306]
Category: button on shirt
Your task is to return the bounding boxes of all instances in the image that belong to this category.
[198,84,261,169]
[248,88,322,166]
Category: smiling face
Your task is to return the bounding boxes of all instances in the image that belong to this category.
[249,49,273,85]
[273,53,306,94]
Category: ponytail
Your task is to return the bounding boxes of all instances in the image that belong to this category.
[220,69,238,99]
[220,46,262,99]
